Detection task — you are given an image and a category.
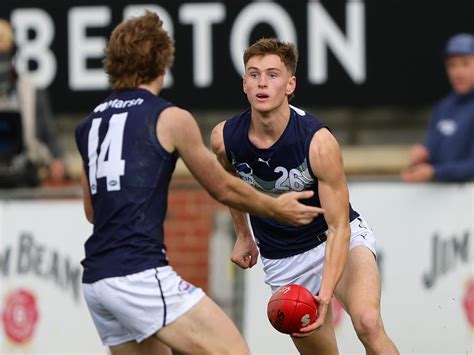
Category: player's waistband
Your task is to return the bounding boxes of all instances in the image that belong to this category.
[259,232,328,260]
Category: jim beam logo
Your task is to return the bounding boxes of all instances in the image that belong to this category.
[0,232,82,302]
[422,231,470,289]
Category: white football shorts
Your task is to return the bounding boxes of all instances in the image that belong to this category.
[83,265,205,346]
[261,216,376,295]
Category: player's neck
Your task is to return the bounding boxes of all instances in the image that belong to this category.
[249,104,291,148]
[138,76,164,95]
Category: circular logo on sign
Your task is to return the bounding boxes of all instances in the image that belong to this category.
[2,289,39,344]
[463,278,474,328]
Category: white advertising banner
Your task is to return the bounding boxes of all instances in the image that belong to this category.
[0,200,107,354]
[243,182,474,354]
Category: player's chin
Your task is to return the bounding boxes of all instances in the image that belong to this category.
[251,101,274,113]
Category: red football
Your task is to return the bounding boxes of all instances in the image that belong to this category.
[267,284,318,334]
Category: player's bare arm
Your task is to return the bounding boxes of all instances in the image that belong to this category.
[81,167,94,224]
[211,121,259,269]
[294,128,351,336]
[158,108,323,226]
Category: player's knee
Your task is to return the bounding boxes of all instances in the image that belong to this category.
[352,308,383,340]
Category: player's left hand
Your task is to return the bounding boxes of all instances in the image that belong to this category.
[274,190,325,226]
[291,294,330,338]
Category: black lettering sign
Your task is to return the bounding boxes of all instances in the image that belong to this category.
[0,247,11,276]
[11,232,82,302]
[423,231,471,289]
[2,1,473,112]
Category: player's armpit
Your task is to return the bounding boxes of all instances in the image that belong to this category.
[156,106,198,154]
[81,167,94,224]
[210,121,234,172]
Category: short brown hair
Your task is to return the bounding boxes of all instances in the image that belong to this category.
[104,11,174,90]
[243,38,298,75]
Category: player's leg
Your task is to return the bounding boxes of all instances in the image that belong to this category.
[335,246,399,355]
[290,301,339,355]
[84,266,246,355]
[154,295,250,355]
[110,337,172,355]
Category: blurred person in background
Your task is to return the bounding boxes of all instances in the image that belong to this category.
[401,33,474,182]
[75,12,322,355]
[211,38,399,355]
[0,18,66,187]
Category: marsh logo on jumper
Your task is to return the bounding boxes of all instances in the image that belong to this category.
[178,280,197,294]
[93,98,144,112]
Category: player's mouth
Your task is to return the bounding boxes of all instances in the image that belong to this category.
[256,93,269,101]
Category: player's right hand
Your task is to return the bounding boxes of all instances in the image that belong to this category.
[292,294,329,337]
[230,236,259,269]
[273,190,324,226]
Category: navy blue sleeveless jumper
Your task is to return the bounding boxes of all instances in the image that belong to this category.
[223,106,358,259]
[75,88,176,282]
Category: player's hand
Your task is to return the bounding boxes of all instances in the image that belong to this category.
[291,294,330,338]
[273,191,324,227]
[230,236,259,269]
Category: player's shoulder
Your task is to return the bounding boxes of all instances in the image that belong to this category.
[211,120,226,135]
[75,110,96,138]
[310,127,340,159]
[210,121,226,154]
[159,106,194,126]
[290,105,326,131]
[224,109,251,130]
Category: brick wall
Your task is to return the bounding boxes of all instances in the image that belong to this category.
[164,175,224,292]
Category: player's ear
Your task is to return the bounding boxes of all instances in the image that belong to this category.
[243,74,248,94]
[286,76,296,96]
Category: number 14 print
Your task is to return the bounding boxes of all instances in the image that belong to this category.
[87,113,127,194]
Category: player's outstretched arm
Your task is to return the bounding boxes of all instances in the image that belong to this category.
[157,108,323,226]
[293,128,351,337]
[211,122,259,269]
